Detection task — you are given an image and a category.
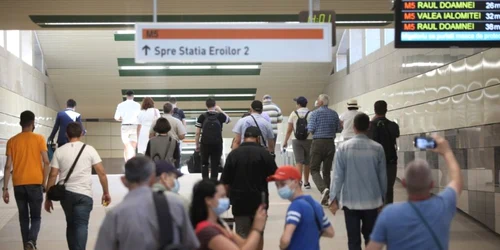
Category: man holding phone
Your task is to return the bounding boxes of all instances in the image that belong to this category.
[367,135,462,250]
[221,126,278,250]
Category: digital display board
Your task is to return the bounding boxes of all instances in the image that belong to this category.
[299,10,336,46]
[395,1,500,48]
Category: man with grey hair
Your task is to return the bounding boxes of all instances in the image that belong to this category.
[367,135,462,250]
[307,94,342,205]
[94,157,199,250]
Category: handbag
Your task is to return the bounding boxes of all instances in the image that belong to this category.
[47,144,86,201]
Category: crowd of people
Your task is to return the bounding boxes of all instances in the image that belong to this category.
[1,90,464,250]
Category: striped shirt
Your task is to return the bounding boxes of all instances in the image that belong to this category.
[330,134,387,210]
[285,195,331,250]
[262,101,283,134]
[307,106,341,139]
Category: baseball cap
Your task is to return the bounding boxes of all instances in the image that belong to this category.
[155,160,183,178]
[263,94,272,100]
[267,166,301,182]
[251,100,263,112]
[244,126,261,138]
[293,96,308,106]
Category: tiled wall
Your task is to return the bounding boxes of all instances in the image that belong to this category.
[0,41,58,179]
[326,47,500,233]
[397,126,500,233]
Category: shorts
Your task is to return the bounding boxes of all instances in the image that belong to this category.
[121,125,138,144]
[234,216,254,238]
[292,139,312,164]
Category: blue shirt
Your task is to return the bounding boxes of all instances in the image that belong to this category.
[232,114,274,148]
[307,106,341,139]
[330,134,387,210]
[370,187,457,250]
[285,195,331,250]
[49,109,86,146]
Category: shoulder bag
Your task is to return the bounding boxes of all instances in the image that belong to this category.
[250,115,267,147]
[409,202,444,250]
[153,191,186,250]
[47,144,86,201]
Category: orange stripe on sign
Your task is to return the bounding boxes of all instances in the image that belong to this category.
[142,29,323,39]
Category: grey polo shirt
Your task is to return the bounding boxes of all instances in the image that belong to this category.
[94,186,199,250]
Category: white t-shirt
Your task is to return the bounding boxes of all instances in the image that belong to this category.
[114,99,141,125]
[340,110,360,139]
[51,141,102,198]
[288,108,313,140]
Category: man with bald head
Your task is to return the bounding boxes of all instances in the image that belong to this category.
[367,135,462,250]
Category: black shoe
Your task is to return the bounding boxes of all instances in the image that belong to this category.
[299,181,303,187]
[304,183,311,189]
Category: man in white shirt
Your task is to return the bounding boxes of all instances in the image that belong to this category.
[283,96,312,189]
[340,99,361,141]
[114,90,141,161]
[45,122,111,250]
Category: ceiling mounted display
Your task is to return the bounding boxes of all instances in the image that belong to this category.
[395,0,500,48]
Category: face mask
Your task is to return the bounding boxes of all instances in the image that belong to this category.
[172,179,180,193]
[213,198,230,216]
[278,185,295,200]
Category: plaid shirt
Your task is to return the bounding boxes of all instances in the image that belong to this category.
[307,106,341,139]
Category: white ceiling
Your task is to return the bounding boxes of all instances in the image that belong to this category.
[37,30,332,118]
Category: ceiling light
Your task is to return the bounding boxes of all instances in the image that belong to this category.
[224,110,249,113]
[115,30,136,34]
[170,94,210,98]
[131,94,167,98]
[213,94,255,97]
[120,66,168,70]
[215,65,260,69]
[42,22,135,26]
[169,65,212,70]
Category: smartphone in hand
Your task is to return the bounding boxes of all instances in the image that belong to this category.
[414,136,437,149]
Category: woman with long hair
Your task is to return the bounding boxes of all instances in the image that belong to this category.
[190,180,267,250]
[137,97,160,154]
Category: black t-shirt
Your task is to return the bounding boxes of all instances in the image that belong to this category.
[368,117,400,163]
[195,111,228,129]
[220,142,278,216]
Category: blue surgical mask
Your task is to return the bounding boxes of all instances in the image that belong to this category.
[172,179,180,193]
[278,185,295,200]
[213,198,230,216]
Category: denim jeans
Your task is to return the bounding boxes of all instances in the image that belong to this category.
[60,191,93,250]
[343,207,379,250]
[13,185,43,246]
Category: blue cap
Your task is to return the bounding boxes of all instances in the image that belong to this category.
[293,96,308,106]
[155,160,183,177]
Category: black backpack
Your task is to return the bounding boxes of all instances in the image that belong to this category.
[294,111,310,140]
[373,119,398,164]
[187,151,202,173]
[201,113,222,144]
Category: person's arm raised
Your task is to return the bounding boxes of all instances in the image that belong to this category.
[432,134,462,195]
